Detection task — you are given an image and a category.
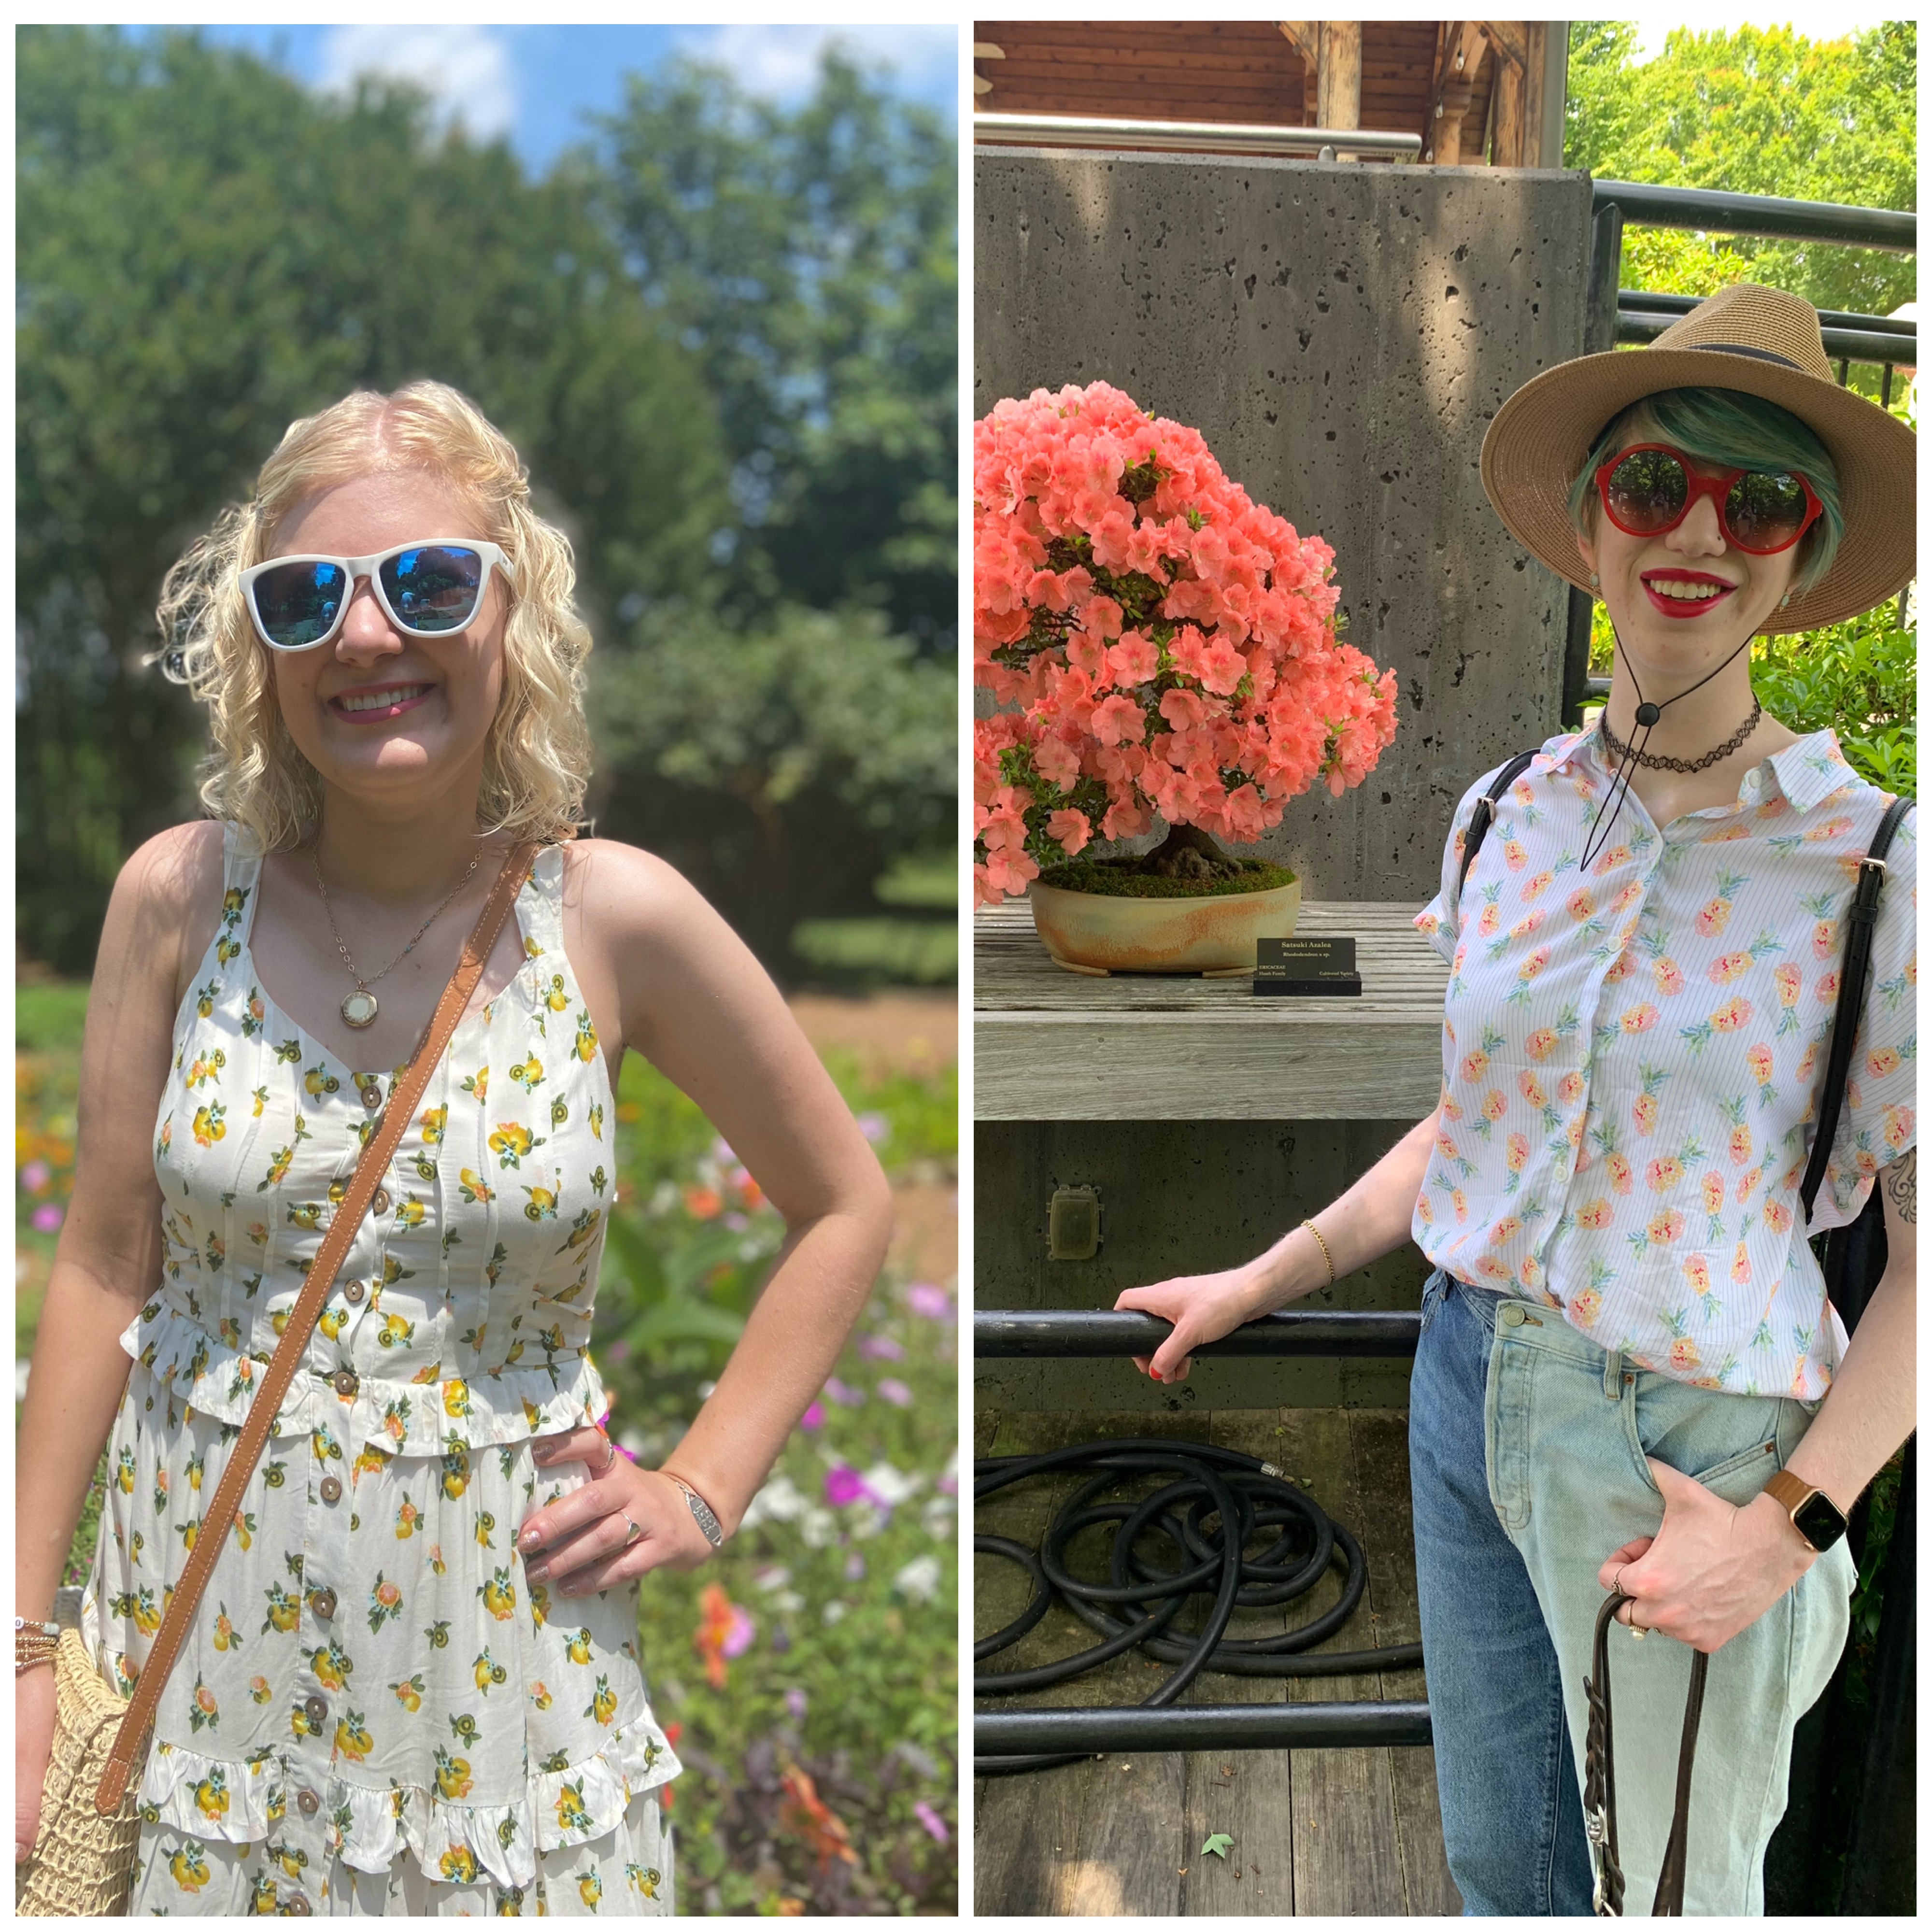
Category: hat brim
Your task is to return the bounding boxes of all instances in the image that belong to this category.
[1480,346,1917,634]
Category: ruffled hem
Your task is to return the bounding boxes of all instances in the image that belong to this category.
[139,1714,681,1890]
[120,1301,608,1454]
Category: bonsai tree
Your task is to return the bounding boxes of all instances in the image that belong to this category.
[974,381,1398,907]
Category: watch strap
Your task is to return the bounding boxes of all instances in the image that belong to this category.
[1762,1466,1841,1549]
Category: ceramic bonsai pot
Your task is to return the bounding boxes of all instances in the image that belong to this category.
[1027,876,1302,975]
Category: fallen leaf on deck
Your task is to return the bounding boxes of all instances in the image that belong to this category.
[1201,1833,1235,1860]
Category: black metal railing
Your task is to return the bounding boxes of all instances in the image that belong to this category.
[975,1307,1421,1358]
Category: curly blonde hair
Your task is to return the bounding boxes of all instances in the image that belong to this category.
[156,381,593,852]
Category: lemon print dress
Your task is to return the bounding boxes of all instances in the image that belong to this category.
[81,828,680,1915]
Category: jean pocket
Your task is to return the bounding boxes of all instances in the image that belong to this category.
[1631,1383,1783,1506]
[1417,1266,1449,1338]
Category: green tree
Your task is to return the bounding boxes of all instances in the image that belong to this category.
[588,606,955,967]
[1565,22,1917,318]
[584,52,959,650]
[18,26,728,971]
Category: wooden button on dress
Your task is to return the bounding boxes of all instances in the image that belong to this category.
[343,1279,366,1304]
[333,1369,359,1398]
[319,1476,342,1504]
[310,1589,337,1621]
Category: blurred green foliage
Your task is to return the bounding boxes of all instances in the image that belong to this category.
[16,26,955,982]
[1566,22,1917,337]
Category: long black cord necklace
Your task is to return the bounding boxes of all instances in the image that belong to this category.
[1579,622,1761,872]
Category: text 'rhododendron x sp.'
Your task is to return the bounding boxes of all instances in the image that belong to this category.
[974,381,1398,906]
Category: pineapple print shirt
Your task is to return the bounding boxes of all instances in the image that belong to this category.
[81,827,681,1915]
[1413,722,1915,1399]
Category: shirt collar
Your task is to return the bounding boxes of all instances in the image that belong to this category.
[1538,720,1861,813]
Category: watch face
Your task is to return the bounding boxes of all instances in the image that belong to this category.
[1794,1490,1848,1551]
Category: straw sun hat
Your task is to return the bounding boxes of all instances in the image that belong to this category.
[1480,282,1917,634]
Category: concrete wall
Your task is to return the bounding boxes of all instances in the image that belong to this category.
[974,152,1593,1413]
[975,149,1593,902]
[976,1118,1426,1413]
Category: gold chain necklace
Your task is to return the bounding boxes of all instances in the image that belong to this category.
[312,846,483,1029]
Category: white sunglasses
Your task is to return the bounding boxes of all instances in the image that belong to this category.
[239,539,513,653]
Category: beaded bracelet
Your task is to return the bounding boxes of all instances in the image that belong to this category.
[16,1616,60,1676]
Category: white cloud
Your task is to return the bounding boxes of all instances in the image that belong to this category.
[675,24,956,103]
[316,25,517,142]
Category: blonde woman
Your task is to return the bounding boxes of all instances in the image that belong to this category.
[15,383,893,1914]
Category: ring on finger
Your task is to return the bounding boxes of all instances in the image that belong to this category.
[621,1513,644,1549]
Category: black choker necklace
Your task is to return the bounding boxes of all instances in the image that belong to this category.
[1579,624,1757,871]
[1598,695,1762,774]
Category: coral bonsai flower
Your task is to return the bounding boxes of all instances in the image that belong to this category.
[973,381,1398,905]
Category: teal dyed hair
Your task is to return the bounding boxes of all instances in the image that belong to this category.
[1567,386,1844,596]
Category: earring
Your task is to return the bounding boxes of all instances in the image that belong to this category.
[1589,572,1600,588]
[1781,594,1791,608]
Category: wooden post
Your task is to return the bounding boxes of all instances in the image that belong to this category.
[1317,21,1362,132]
[1521,23,1549,166]
[1426,22,1490,165]
[1490,44,1525,165]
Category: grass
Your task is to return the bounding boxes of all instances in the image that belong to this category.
[17,975,958,1915]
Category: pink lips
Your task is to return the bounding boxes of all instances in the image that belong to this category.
[327,682,435,724]
[1641,571,1736,621]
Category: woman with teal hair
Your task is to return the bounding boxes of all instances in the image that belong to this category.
[1116,284,1916,1914]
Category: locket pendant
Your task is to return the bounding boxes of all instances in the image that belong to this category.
[341,989,380,1030]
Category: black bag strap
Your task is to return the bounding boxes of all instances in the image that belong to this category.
[1800,795,1914,1225]
[1455,750,1540,900]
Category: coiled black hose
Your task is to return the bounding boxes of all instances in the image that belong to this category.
[975,1438,1425,1775]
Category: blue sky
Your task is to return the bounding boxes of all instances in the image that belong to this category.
[165,25,958,174]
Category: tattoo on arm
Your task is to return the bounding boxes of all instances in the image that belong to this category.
[1882,1148,1917,1225]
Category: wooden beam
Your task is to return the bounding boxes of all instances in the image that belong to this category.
[1277,21,1319,123]
[1425,21,1490,165]
[1479,20,1528,69]
[1521,22,1549,166]
[1491,46,1525,164]
[1317,21,1362,132]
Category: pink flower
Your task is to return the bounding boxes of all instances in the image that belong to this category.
[906,1282,954,1321]
[824,1464,873,1507]
[1088,694,1147,747]
[913,1801,951,1846]
[30,1204,63,1234]
[823,1376,865,1407]
[1108,631,1158,685]
[856,1334,905,1361]
[798,1401,826,1434]
[19,1161,51,1195]
[876,1378,914,1407]
[1047,809,1093,857]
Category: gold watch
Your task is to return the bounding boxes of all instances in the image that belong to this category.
[1762,1468,1849,1553]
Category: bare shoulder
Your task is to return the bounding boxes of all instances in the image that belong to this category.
[560,837,718,952]
[104,820,227,1005]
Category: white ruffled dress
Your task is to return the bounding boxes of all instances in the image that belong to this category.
[82,828,680,1915]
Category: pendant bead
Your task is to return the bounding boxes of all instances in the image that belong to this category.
[341,990,379,1029]
[1634,702,1662,727]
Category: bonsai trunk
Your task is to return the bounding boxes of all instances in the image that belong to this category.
[1140,821,1239,883]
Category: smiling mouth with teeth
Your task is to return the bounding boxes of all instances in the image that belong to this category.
[1644,577,1732,602]
[335,684,431,713]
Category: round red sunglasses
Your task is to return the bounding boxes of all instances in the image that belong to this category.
[1594,443,1824,556]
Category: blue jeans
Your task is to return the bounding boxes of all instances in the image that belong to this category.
[1408,1269,1855,1917]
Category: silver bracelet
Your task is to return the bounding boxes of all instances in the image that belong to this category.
[661,1471,725,1548]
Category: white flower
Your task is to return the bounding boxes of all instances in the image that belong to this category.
[860,1461,923,1507]
[822,1600,847,1625]
[738,1474,804,1530]
[769,1589,805,1614]
[750,1565,792,1592]
[797,1505,838,1550]
[920,1495,955,1539]
[893,1555,943,1604]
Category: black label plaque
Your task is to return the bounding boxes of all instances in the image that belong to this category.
[1253,935,1361,997]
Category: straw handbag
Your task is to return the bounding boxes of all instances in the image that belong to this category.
[14,842,536,1917]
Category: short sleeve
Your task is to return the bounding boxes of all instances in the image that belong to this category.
[1816,804,1918,1225]
[1413,762,1515,967]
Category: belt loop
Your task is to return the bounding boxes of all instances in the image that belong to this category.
[1603,1347,1623,1401]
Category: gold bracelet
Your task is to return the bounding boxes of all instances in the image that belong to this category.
[1301,1219,1335,1288]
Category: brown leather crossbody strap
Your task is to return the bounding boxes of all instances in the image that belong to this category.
[1583,1589,1709,1916]
[94,839,539,1814]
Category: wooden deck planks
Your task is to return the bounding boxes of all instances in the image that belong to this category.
[1179,1410,1298,1916]
[974,1407,1459,1916]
